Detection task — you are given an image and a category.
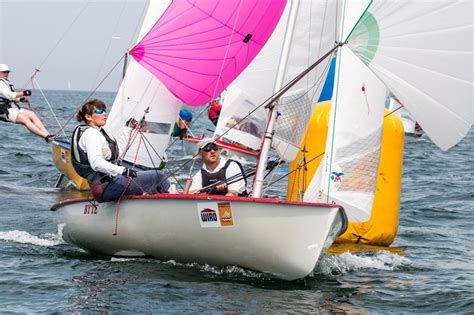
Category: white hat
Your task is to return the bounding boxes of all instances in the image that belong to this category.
[0,64,10,72]
[197,137,217,151]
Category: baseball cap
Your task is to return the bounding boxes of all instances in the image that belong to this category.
[179,109,193,122]
[198,137,217,151]
[0,64,10,72]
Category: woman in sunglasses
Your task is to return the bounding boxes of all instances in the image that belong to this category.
[189,138,246,196]
[71,98,170,202]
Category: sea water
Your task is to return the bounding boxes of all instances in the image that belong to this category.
[0,90,472,312]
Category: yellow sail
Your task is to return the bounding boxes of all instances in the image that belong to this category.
[288,101,404,246]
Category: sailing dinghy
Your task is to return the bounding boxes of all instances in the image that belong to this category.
[51,0,472,280]
[51,0,348,280]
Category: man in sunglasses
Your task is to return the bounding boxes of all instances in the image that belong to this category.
[189,138,246,196]
[0,63,56,142]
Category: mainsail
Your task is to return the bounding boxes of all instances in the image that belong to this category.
[129,0,287,106]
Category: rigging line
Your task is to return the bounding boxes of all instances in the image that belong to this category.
[210,0,244,100]
[114,124,144,236]
[38,0,92,70]
[118,107,150,163]
[20,68,40,91]
[163,44,342,186]
[265,151,325,189]
[213,44,335,149]
[32,78,67,138]
[267,57,332,163]
[262,159,281,195]
[137,132,185,191]
[140,132,185,191]
[56,54,126,135]
[118,126,142,164]
[344,0,373,43]
[163,44,342,185]
[91,0,128,90]
[384,104,403,118]
[127,0,149,50]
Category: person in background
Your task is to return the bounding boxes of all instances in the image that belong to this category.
[0,63,56,142]
[171,109,193,139]
[71,98,170,202]
[208,98,221,126]
[189,138,246,196]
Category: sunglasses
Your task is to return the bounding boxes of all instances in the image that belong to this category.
[92,108,107,115]
[201,143,219,152]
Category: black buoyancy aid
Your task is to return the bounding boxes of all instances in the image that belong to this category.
[71,125,119,185]
[201,159,247,196]
[0,78,17,121]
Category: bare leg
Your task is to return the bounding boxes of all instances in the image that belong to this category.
[16,110,50,139]
[26,110,49,135]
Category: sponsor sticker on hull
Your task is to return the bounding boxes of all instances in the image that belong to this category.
[197,202,234,228]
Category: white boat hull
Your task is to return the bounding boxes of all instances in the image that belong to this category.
[52,194,347,280]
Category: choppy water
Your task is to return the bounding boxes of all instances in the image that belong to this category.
[0,90,472,313]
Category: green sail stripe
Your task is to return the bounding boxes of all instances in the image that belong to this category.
[348,11,380,65]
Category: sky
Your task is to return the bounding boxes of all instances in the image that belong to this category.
[0,0,149,92]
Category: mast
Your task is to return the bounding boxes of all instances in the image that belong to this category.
[122,51,128,80]
[252,0,300,198]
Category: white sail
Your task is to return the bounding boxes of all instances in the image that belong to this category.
[304,0,389,222]
[106,0,182,168]
[214,87,267,151]
[216,0,338,161]
[347,0,473,151]
[388,97,418,135]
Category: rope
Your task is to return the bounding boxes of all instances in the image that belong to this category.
[265,151,325,189]
[384,104,403,118]
[113,125,144,236]
[161,44,342,187]
[32,78,67,137]
[91,1,127,90]
[138,132,185,191]
[55,54,126,136]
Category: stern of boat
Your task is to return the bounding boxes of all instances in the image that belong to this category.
[52,139,89,190]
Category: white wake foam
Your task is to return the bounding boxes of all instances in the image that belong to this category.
[318,250,411,275]
[0,230,64,246]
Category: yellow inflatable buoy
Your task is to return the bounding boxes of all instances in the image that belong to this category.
[288,101,404,246]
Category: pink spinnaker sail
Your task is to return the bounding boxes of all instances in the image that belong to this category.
[130,0,287,106]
